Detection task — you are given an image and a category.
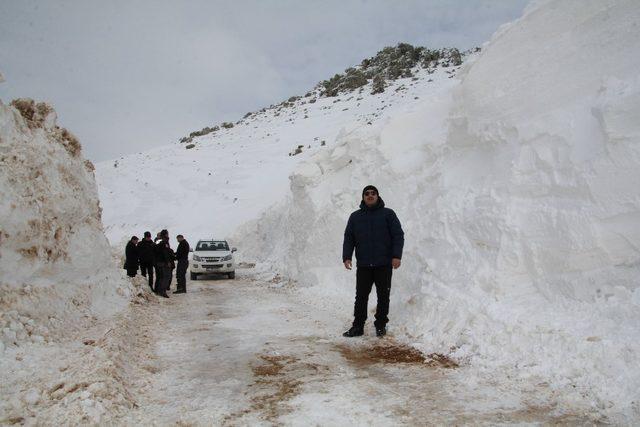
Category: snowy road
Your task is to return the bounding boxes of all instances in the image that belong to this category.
[121,273,595,426]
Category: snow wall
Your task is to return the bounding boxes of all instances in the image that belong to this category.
[235,0,640,420]
[0,99,131,353]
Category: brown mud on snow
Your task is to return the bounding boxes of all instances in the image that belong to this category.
[336,342,459,368]
[224,353,329,424]
[223,354,302,424]
[251,354,298,377]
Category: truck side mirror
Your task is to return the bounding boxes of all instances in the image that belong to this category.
[231,248,237,253]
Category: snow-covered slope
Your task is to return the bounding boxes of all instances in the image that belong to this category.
[233,0,640,422]
[96,51,463,244]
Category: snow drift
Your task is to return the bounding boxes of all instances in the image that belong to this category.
[235,0,640,421]
[0,98,131,351]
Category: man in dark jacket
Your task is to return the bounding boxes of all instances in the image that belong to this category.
[153,231,164,291]
[124,236,139,277]
[174,235,190,294]
[137,231,155,291]
[154,229,174,298]
[342,185,404,338]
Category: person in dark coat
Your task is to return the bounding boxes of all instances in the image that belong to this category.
[124,236,139,277]
[342,185,404,338]
[153,231,163,291]
[174,235,190,294]
[154,229,174,298]
[137,231,155,291]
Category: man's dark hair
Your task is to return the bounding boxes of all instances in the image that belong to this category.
[131,236,139,241]
[144,231,151,238]
[177,234,184,239]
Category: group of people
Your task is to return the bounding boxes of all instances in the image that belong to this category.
[124,229,190,298]
[122,184,403,337]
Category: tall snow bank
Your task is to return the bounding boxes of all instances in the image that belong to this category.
[0,99,131,352]
[236,0,640,421]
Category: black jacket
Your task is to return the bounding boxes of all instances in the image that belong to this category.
[342,197,404,267]
[154,239,175,266]
[125,241,139,269]
[137,238,155,264]
[175,240,190,261]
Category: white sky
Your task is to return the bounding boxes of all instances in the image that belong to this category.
[0,0,528,161]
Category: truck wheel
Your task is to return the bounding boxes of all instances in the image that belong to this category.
[228,272,235,279]
[190,272,197,280]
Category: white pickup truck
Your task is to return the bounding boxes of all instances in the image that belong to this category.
[190,239,236,280]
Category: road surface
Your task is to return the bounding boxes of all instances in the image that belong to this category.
[120,272,594,425]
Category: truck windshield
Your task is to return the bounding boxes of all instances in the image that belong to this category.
[196,241,229,251]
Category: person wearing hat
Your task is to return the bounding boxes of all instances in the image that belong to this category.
[342,185,404,337]
[137,231,156,291]
[124,236,139,277]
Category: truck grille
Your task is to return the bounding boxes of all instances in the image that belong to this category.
[203,264,222,268]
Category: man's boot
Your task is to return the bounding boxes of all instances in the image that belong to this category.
[342,326,364,337]
[375,326,386,337]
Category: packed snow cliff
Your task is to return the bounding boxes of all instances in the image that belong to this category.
[0,98,139,423]
[234,0,640,421]
[0,99,131,351]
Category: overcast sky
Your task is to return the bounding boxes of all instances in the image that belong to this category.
[0,1,528,162]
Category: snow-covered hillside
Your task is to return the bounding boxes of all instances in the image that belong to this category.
[96,0,640,421]
[96,47,464,244]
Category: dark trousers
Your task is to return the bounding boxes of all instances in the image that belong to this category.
[353,266,393,329]
[167,267,174,291]
[140,261,154,290]
[176,259,188,291]
[155,265,172,295]
[154,265,161,290]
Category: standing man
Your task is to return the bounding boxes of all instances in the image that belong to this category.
[342,185,404,338]
[174,235,190,294]
[137,231,155,291]
[124,236,139,277]
[154,229,173,298]
[153,232,163,291]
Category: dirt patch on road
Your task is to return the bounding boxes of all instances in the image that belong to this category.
[249,354,303,421]
[424,352,459,369]
[336,342,458,368]
[251,354,298,377]
[226,353,324,424]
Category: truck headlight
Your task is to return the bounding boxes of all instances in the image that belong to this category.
[221,254,232,261]
[193,255,202,261]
